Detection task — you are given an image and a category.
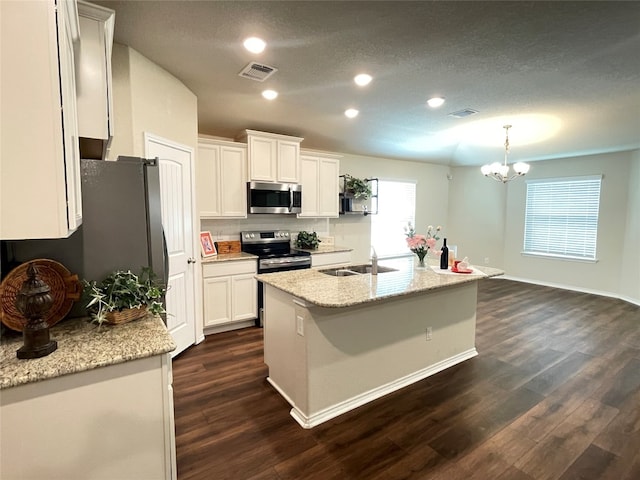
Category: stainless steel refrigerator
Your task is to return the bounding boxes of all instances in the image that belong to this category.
[80,157,168,285]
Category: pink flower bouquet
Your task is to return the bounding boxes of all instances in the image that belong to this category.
[405,223,441,267]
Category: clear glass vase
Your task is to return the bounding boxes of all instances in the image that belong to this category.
[415,253,427,270]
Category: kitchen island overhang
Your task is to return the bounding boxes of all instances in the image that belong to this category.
[257,261,503,428]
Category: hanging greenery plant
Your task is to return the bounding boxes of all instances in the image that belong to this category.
[344,174,372,200]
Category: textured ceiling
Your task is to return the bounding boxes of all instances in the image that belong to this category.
[95,0,640,166]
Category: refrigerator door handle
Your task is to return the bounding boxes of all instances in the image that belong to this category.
[162,227,169,286]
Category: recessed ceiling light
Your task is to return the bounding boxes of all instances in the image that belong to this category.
[243,37,266,54]
[427,97,445,108]
[345,108,359,118]
[354,73,372,86]
[262,89,278,100]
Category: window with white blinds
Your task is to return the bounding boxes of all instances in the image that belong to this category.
[523,175,602,260]
[371,180,416,257]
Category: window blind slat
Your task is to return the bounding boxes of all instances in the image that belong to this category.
[523,177,601,260]
[371,180,416,257]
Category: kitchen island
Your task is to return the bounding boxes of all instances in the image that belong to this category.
[0,315,177,480]
[257,258,503,428]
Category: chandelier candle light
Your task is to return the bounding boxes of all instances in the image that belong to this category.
[405,223,441,269]
[481,125,530,182]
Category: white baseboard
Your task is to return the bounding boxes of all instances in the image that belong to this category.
[269,348,478,429]
[619,294,640,307]
[498,275,640,308]
[203,319,256,336]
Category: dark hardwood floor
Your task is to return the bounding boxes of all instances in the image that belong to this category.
[172,279,640,480]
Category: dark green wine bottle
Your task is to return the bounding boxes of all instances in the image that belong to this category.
[440,238,449,270]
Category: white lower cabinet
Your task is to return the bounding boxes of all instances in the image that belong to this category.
[0,354,176,480]
[203,260,257,327]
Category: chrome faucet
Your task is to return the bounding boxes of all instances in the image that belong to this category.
[371,246,378,275]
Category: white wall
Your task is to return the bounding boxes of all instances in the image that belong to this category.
[108,43,134,158]
[108,43,198,160]
[447,167,507,267]
[333,153,451,263]
[619,150,640,303]
[451,150,639,304]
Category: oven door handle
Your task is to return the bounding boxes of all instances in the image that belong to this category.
[260,257,311,270]
[261,257,311,267]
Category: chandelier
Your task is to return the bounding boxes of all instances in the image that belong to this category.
[481,125,530,182]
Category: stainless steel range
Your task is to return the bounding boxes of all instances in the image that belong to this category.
[240,230,311,326]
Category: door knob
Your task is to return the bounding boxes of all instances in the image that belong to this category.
[187,257,196,264]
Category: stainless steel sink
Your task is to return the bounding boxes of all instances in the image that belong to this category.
[319,268,361,277]
[319,264,397,276]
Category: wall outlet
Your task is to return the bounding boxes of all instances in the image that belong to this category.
[320,236,334,245]
[484,257,490,265]
[426,327,432,341]
[296,315,304,336]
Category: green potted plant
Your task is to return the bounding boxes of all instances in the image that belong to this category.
[296,231,321,250]
[82,268,167,325]
[344,174,372,200]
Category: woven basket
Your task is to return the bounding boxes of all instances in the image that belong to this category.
[105,306,147,325]
[0,259,82,332]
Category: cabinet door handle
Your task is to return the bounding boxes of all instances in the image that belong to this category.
[187,257,196,264]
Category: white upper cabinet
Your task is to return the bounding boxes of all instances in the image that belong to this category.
[299,152,340,218]
[0,0,82,239]
[247,135,277,182]
[197,137,247,218]
[276,139,301,183]
[241,130,303,183]
[76,0,115,158]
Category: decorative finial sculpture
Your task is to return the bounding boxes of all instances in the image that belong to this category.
[15,264,57,359]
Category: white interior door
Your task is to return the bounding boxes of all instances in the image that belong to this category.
[145,133,197,357]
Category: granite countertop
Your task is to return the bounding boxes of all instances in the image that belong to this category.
[256,257,504,308]
[292,245,353,254]
[201,252,257,263]
[0,315,176,390]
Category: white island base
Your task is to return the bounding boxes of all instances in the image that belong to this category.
[263,280,480,429]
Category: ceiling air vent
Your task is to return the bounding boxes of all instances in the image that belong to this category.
[449,108,479,119]
[238,62,278,82]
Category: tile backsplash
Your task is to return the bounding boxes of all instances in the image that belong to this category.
[201,216,331,242]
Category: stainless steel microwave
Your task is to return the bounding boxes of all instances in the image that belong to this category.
[247,182,302,214]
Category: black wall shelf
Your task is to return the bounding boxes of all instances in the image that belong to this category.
[338,176,378,215]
